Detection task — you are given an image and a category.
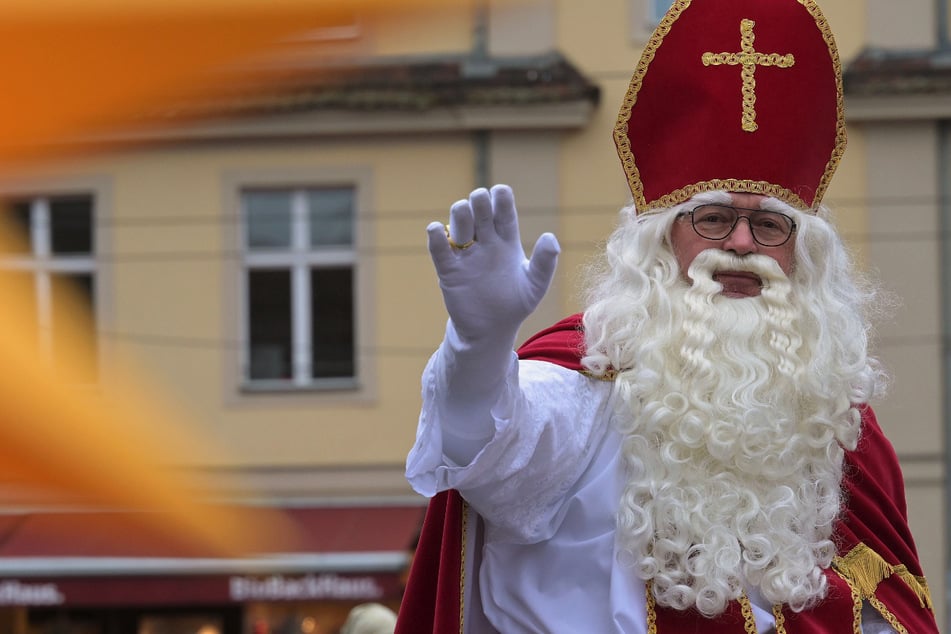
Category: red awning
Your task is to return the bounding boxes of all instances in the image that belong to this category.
[2,506,422,555]
[0,504,427,607]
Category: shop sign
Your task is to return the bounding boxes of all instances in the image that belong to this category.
[229,574,384,601]
[0,580,64,606]
[0,572,398,606]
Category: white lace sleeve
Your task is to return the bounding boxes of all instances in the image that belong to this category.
[406,358,614,543]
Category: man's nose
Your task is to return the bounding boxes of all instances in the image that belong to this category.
[721,216,758,254]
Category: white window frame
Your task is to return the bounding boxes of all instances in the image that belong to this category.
[240,187,357,390]
[222,166,378,400]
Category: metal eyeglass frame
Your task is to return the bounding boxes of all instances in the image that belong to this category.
[680,204,797,247]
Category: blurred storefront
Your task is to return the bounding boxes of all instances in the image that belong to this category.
[0,505,423,634]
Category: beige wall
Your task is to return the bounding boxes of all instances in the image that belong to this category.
[365,5,475,57]
[842,0,947,626]
[822,0,871,63]
[866,0,938,48]
[490,0,556,55]
[858,120,947,627]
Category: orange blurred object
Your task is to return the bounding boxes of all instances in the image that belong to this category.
[0,0,487,555]
[0,216,301,555]
[0,0,474,166]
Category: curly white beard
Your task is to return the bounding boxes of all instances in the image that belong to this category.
[600,244,880,616]
[613,247,861,616]
[581,196,884,617]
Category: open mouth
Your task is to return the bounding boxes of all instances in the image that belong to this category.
[712,271,764,297]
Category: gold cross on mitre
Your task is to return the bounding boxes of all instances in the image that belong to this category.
[701,19,795,132]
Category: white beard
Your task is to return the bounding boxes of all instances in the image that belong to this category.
[613,249,856,616]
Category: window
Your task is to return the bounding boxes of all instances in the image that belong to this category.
[241,186,356,389]
[0,194,97,381]
[649,0,675,25]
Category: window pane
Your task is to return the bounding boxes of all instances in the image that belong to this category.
[0,199,32,255]
[245,190,292,249]
[50,273,97,381]
[50,195,94,254]
[248,269,292,380]
[308,188,354,247]
[311,267,354,378]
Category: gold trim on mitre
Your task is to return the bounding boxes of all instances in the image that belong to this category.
[613,0,691,214]
[649,179,810,212]
[613,0,847,215]
[797,0,848,212]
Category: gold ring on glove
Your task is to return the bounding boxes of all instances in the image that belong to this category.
[445,224,475,250]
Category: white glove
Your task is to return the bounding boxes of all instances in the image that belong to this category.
[427,184,560,347]
[425,185,560,465]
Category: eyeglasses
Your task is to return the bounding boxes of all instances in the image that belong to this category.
[681,204,797,247]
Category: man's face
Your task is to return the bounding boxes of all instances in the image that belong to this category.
[670,192,796,298]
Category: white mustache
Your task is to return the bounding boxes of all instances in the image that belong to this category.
[686,249,787,291]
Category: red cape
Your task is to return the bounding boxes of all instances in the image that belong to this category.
[397,314,938,633]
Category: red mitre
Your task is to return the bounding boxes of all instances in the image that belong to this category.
[615,0,846,214]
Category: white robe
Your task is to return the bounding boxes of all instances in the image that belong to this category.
[406,355,896,634]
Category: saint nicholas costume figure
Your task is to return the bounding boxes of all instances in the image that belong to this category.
[397,0,939,632]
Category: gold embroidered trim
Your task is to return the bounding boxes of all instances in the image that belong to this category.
[833,542,934,612]
[702,18,795,133]
[613,0,692,213]
[459,500,468,634]
[737,592,758,633]
[771,604,787,634]
[868,595,909,634]
[580,368,618,382]
[640,179,808,215]
[794,0,847,209]
[830,567,865,634]
[645,581,658,634]
[644,581,759,633]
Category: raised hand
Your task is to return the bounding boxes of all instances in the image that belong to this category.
[427,185,560,344]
